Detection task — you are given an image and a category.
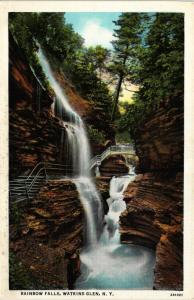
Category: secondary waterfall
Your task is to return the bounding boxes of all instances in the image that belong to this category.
[38,48,155,289]
[75,174,156,289]
[37,48,102,246]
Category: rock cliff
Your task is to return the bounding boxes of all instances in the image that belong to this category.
[9,35,86,289]
[9,35,114,178]
[99,155,129,177]
[10,180,84,289]
[9,35,67,177]
[120,94,183,290]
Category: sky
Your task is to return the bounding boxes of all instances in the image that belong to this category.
[65,12,138,104]
[65,12,121,49]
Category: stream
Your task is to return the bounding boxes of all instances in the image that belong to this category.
[75,174,155,290]
[38,48,155,290]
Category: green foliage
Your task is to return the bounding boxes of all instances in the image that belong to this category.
[136,13,184,106]
[64,46,113,117]
[109,13,148,120]
[9,13,50,91]
[36,13,84,61]
[115,130,134,144]
[9,252,35,289]
[87,125,106,144]
[9,12,113,122]
[9,12,183,139]
[111,13,184,132]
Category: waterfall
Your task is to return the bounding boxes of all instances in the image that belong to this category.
[37,47,102,247]
[76,174,156,290]
[37,48,155,289]
[103,176,133,242]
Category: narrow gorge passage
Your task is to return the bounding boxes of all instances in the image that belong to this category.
[75,174,155,290]
[38,49,156,290]
[9,12,184,292]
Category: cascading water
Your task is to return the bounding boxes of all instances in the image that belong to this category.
[37,47,155,289]
[75,173,156,289]
[37,48,102,246]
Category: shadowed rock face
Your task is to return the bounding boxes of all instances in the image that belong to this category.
[134,95,183,173]
[99,155,129,177]
[10,180,84,289]
[95,177,111,215]
[9,35,68,178]
[8,35,113,290]
[9,35,115,178]
[120,95,183,290]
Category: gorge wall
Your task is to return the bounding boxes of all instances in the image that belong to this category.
[10,180,84,289]
[10,34,68,178]
[9,34,113,178]
[9,34,115,289]
[9,35,89,288]
[120,95,183,290]
[9,32,183,291]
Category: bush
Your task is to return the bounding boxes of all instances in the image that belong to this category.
[87,125,106,144]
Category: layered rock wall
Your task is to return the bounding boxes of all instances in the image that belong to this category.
[9,35,67,177]
[120,95,183,290]
[10,180,84,289]
[9,35,115,177]
[99,155,129,177]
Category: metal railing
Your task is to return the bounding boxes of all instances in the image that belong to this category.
[10,162,73,204]
[10,144,135,203]
[89,144,135,169]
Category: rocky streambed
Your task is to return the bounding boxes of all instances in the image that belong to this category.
[10,163,183,290]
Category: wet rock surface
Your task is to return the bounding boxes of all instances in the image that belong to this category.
[95,177,111,214]
[99,155,129,177]
[9,36,114,177]
[10,180,84,289]
[121,176,183,290]
[9,36,68,178]
[120,95,183,290]
[134,95,183,173]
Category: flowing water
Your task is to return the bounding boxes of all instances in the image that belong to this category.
[37,47,102,244]
[75,174,155,289]
[37,48,155,290]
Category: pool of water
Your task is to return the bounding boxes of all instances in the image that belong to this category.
[75,175,155,290]
[75,241,155,290]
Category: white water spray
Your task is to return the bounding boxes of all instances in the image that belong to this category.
[37,47,155,289]
[37,47,102,247]
[76,174,156,289]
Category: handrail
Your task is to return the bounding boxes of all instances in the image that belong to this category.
[89,144,135,169]
[10,162,74,203]
[27,167,45,194]
[10,144,135,203]
[25,162,44,186]
[27,163,74,195]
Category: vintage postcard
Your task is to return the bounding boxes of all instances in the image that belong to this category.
[0,1,194,300]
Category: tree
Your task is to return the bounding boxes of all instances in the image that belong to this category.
[86,45,110,81]
[136,13,184,106]
[115,13,184,135]
[9,12,84,91]
[36,13,84,60]
[109,13,147,120]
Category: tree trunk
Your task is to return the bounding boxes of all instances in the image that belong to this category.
[111,73,124,121]
[111,54,128,121]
